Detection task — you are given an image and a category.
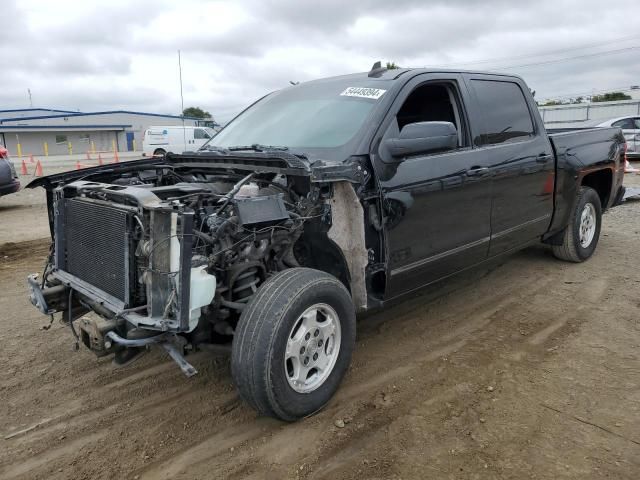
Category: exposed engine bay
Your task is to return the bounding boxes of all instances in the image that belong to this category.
[28,158,374,375]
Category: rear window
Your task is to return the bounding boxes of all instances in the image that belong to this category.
[612,118,635,129]
[471,80,535,145]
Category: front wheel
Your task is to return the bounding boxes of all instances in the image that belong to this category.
[552,186,602,262]
[231,268,356,421]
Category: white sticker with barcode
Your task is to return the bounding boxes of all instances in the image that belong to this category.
[340,87,387,99]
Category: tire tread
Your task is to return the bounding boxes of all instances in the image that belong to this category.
[552,186,601,263]
[231,268,354,420]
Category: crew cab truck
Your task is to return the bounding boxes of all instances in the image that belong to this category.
[27,63,625,421]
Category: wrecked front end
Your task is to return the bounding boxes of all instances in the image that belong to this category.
[27,153,374,375]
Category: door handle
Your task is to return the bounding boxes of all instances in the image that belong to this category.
[466,166,489,177]
[536,153,552,163]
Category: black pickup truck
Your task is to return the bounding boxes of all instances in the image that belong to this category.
[27,64,625,421]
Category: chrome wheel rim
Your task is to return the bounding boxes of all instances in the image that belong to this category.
[579,203,596,248]
[284,303,341,393]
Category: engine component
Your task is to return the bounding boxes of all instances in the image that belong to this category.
[233,194,289,226]
[31,166,329,379]
[188,266,216,329]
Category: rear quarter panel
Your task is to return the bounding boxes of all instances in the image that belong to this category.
[547,127,625,233]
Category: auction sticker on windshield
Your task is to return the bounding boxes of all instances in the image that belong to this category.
[340,87,387,99]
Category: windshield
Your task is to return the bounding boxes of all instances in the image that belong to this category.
[204,79,393,153]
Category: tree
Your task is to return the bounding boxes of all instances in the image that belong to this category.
[386,62,400,70]
[591,92,631,102]
[182,106,212,118]
[541,100,563,106]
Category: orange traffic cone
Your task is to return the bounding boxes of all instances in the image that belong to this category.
[98,153,103,166]
[76,160,82,170]
[624,158,639,173]
[20,158,28,175]
[34,160,43,177]
[29,154,34,164]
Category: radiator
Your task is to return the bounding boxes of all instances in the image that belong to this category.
[60,198,132,303]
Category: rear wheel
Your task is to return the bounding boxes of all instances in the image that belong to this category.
[552,186,602,262]
[231,268,356,421]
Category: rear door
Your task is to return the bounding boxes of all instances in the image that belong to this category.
[465,75,555,256]
[372,74,493,298]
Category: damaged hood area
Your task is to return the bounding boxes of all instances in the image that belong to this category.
[26,150,367,190]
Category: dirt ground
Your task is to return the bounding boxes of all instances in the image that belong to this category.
[1,171,639,480]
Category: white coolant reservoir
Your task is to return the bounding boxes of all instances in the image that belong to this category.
[188,266,216,331]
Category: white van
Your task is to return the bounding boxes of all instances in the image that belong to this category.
[142,126,216,157]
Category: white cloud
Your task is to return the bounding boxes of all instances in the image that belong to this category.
[2,0,639,122]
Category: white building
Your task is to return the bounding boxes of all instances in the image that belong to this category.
[539,99,640,127]
[0,108,216,156]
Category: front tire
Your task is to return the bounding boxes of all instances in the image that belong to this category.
[231,268,356,421]
[552,186,602,262]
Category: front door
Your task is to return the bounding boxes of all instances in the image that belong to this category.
[373,75,493,299]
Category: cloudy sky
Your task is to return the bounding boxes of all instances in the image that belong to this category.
[2,0,639,122]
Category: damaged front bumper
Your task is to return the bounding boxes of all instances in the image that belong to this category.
[28,275,199,377]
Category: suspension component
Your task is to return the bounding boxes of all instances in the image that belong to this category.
[232,266,261,304]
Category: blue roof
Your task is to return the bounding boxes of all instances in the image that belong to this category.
[0,124,131,130]
[0,109,202,123]
[0,108,79,114]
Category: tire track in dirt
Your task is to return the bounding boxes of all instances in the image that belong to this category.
[2,186,639,479]
[129,254,578,480]
[0,432,107,480]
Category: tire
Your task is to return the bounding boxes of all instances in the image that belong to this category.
[552,186,602,262]
[231,268,356,421]
[153,148,166,158]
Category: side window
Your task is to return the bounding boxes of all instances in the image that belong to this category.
[612,118,634,129]
[194,128,208,140]
[378,82,468,163]
[471,80,534,145]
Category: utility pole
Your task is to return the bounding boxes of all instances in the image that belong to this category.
[27,88,33,107]
[178,50,186,153]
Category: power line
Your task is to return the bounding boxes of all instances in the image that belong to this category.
[419,46,640,72]
[488,45,639,70]
[446,34,640,67]
[541,85,637,100]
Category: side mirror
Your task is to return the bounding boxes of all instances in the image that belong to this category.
[385,121,458,158]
